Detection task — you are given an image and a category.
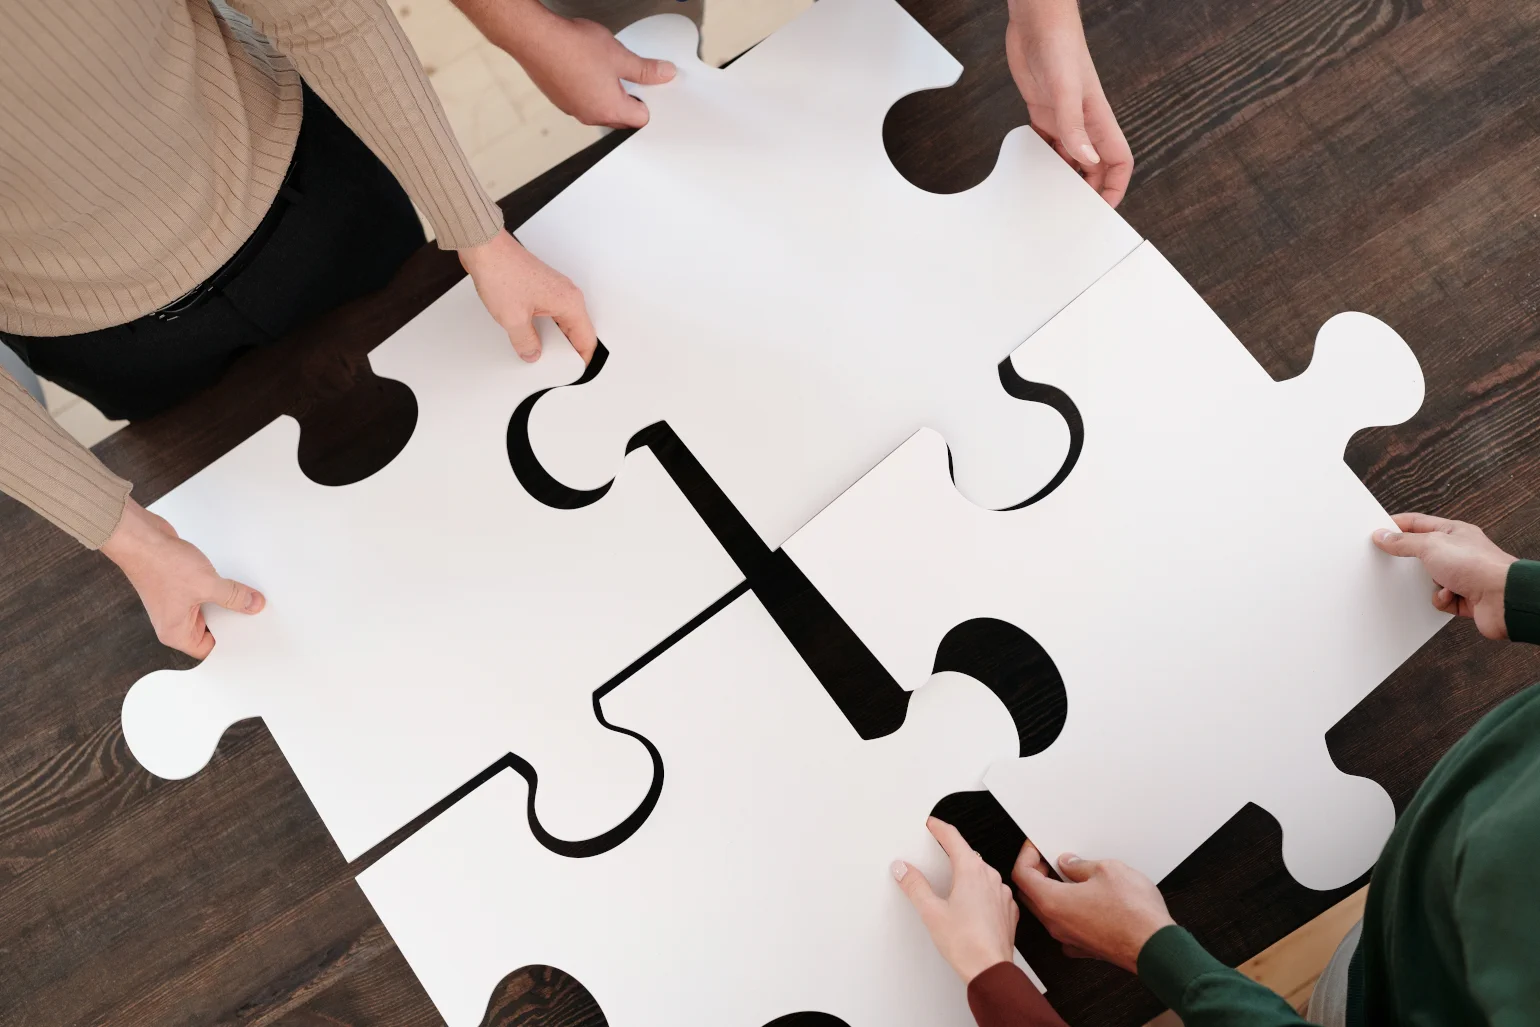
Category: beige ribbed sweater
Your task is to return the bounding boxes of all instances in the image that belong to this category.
[0,0,504,548]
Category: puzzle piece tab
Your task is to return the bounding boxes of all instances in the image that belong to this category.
[357,592,1026,1026]
[518,0,1141,547]
[121,280,743,861]
[784,242,1450,890]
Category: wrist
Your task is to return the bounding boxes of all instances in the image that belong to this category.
[1117,913,1176,973]
[491,0,566,62]
[100,499,157,568]
[458,228,515,272]
[1486,554,1520,602]
[956,945,1016,984]
[1007,0,1085,36]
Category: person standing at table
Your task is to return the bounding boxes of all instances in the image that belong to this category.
[0,0,611,658]
[897,514,1540,1027]
[0,0,1131,660]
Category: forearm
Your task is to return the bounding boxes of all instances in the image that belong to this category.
[450,0,550,62]
[966,963,1068,1027]
[1138,927,1309,1027]
[235,0,503,249]
[0,367,130,547]
[1505,560,1540,644]
[1005,0,1084,34]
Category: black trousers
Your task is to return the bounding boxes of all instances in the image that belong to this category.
[2,85,426,421]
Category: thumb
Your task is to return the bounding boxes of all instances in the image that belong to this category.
[212,576,265,615]
[1373,527,1432,559]
[892,860,940,913]
[507,319,542,363]
[186,626,216,660]
[612,92,651,130]
[623,52,676,86]
[1056,853,1098,883]
[1053,82,1099,167]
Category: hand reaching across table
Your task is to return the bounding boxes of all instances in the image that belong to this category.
[453,0,677,129]
[1372,513,1518,639]
[460,229,598,364]
[100,500,266,659]
[1004,0,1134,207]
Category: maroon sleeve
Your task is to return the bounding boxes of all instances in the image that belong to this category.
[966,963,1070,1027]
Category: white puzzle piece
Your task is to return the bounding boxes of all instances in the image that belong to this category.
[358,592,1028,1027]
[121,280,743,861]
[517,0,1142,547]
[784,242,1450,890]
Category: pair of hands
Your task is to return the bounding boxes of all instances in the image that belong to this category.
[458,0,1137,363]
[894,817,1172,981]
[104,0,1135,652]
[899,515,1521,983]
[458,0,1137,359]
[481,0,1134,206]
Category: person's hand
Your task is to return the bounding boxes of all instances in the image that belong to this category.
[1004,0,1133,206]
[893,817,1019,982]
[1012,842,1174,973]
[1373,513,1518,639]
[457,0,674,128]
[100,499,265,659]
[459,228,597,363]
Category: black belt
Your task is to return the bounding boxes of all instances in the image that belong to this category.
[152,154,304,322]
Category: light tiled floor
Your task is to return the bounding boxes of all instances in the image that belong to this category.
[43,0,810,445]
[39,378,126,449]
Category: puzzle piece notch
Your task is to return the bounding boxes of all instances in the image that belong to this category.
[518,0,1140,547]
[357,593,1029,1027]
[784,241,1449,890]
[618,3,963,135]
[122,279,743,862]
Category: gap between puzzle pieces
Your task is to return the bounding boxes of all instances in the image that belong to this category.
[515,0,1141,550]
[784,241,1452,892]
[358,591,1032,1027]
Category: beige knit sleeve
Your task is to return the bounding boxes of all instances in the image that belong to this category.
[234,0,504,250]
[0,368,131,548]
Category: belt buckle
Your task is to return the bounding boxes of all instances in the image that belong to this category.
[152,285,207,322]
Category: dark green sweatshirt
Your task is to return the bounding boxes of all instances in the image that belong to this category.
[1139,559,1540,1027]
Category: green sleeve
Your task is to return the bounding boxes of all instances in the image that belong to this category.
[1138,926,1308,1026]
[1505,560,1540,645]
[1450,751,1540,1025]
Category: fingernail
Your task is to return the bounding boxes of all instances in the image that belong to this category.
[891,860,908,881]
[1079,143,1101,165]
[1060,853,1080,866]
[521,350,541,363]
[247,591,265,612]
[1374,529,1401,543]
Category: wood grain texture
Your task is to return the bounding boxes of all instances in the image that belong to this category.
[2,1,1538,1025]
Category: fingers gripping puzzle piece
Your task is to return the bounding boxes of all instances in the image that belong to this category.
[121,280,742,861]
[784,243,1450,890]
[518,0,1142,547]
[358,593,1026,1027]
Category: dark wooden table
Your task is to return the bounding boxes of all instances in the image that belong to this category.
[3,0,1538,1024]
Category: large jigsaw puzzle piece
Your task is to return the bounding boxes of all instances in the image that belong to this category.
[518,0,1142,547]
[121,281,743,861]
[784,242,1451,890]
[358,592,1025,1027]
